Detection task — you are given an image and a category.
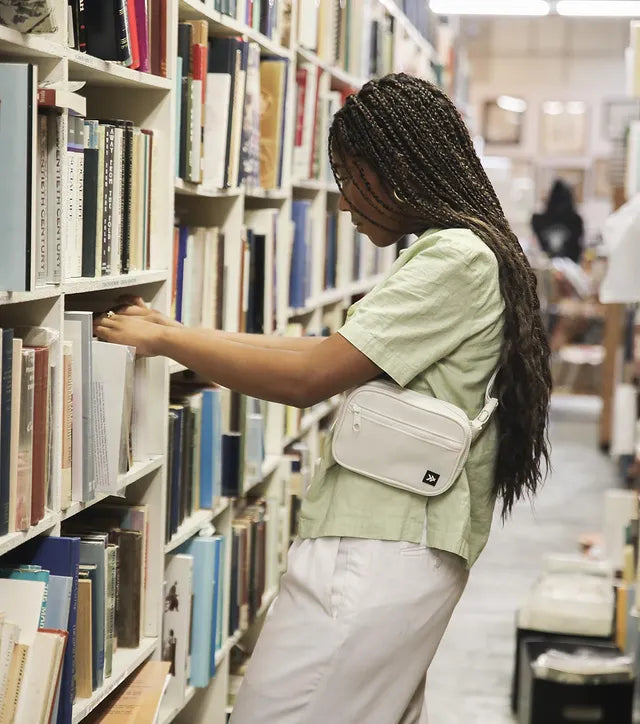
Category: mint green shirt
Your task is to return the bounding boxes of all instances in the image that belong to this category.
[297,228,505,567]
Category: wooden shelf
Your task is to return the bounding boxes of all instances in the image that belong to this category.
[165,508,215,553]
[63,270,169,294]
[67,50,172,89]
[0,512,59,558]
[61,457,164,522]
[159,684,196,724]
[71,637,158,723]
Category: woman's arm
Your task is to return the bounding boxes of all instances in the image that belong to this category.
[94,314,379,408]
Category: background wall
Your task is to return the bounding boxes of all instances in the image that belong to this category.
[463,16,629,244]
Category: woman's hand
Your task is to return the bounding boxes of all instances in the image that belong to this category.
[93,311,166,357]
[113,296,182,328]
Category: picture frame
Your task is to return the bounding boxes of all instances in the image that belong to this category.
[602,98,640,141]
[537,166,586,204]
[483,99,524,145]
[540,101,588,156]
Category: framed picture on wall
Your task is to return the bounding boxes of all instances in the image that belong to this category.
[483,98,525,145]
[602,99,640,141]
[537,166,587,204]
[540,101,588,156]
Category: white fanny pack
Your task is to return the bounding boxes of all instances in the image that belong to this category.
[331,371,499,497]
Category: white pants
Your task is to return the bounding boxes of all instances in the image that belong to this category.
[230,532,469,724]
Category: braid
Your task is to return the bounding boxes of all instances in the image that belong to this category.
[329,73,551,518]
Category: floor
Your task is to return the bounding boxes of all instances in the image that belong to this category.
[427,395,616,724]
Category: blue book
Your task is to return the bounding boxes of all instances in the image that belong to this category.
[0,63,36,292]
[176,537,216,688]
[175,227,188,324]
[6,535,80,724]
[78,537,108,689]
[289,201,310,308]
[210,536,224,669]
[199,388,222,509]
[0,328,13,535]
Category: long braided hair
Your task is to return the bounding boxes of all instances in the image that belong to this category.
[329,73,551,518]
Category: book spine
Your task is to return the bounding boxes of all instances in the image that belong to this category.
[66,114,79,278]
[116,0,132,64]
[15,349,34,532]
[29,346,48,526]
[0,331,13,535]
[121,125,133,274]
[37,113,48,287]
[61,342,72,510]
[126,0,140,70]
[95,125,105,276]
[77,0,87,52]
[46,113,63,284]
[134,0,149,72]
[82,120,98,277]
[104,545,117,677]
[101,125,115,276]
[75,116,85,280]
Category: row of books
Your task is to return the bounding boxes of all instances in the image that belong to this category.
[176,27,289,191]
[67,0,168,77]
[65,114,154,280]
[172,209,286,334]
[0,511,147,724]
[162,534,225,713]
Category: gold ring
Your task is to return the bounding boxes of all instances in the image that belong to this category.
[106,310,115,318]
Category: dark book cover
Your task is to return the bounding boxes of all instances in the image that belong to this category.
[101,124,115,276]
[247,233,265,334]
[177,23,192,180]
[102,119,133,273]
[166,410,176,542]
[6,536,81,724]
[77,0,87,52]
[107,529,142,648]
[85,0,120,61]
[116,0,132,65]
[229,529,239,635]
[215,232,226,330]
[175,226,188,324]
[221,432,241,497]
[0,329,13,535]
[148,0,167,77]
[28,345,48,526]
[82,120,99,277]
[182,406,195,522]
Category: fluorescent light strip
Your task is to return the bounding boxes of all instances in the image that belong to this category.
[430,0,550,15]
[557,1,640,16]
[497,95,527,113]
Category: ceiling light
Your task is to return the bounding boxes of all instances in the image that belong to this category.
[543,101,565,115]
[497,95,528,113]
[430,0,550,15]
[557,1,640,17]
[566,101,587,114]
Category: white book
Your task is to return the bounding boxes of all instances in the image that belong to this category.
[61,340,72,509]
[95,125,106,277]
[63,319,84,502]
[228,52,247,188]
[203,74,231,189]
[182,231,194,327]
[0,620,18,707]
[65,114,81,278]
[46,112,64,284]
[190,229,206,328]
[36,113,48,287]
[161,554,194,714]
[75,115,85,280]
[8,338,22,533]
[201,227,219,330]
[298,0,319,50]
[91,341,135,493]
[111,127,124,276]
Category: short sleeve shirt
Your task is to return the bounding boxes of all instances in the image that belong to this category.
[297,227,505,567]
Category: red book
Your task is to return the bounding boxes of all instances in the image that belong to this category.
[134,0,150,72]
[149,0,167,77]
[126,0,141,69]
[192,43,208,104]
[29,346,49,526]
[171,227,179,319]
[294,68,307,147]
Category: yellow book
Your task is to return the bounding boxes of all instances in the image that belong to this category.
[615,584,628,651]
[259,59,287,189]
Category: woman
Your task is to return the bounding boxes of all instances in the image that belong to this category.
[531,179,584,263]
[95,74,551,723]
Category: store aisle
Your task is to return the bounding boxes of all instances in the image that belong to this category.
[427,395,614,724]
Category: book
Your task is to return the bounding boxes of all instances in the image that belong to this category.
[76,576,93,699]
[46,111,64,284]
[259,58,288,189]
[8,338,22,533]
[85,0,121,61]
[61,341,73,509]
[0,330,13,535]
[64,312,96,501]
[28,345,49,526]
[84,661,171,723]
[15,347,34,533]
[37,88,87,116]
[78,536,109,689]
[161,554,194,712]
[108,528,142,648]
[0,63,37,292]
[36,112,48,286]
[0,1,57,33]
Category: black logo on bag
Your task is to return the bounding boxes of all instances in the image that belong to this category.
[423,470,440,486]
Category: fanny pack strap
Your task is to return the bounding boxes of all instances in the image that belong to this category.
[470,368,500,442]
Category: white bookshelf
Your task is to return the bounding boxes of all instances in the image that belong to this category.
[0,1,441,722]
